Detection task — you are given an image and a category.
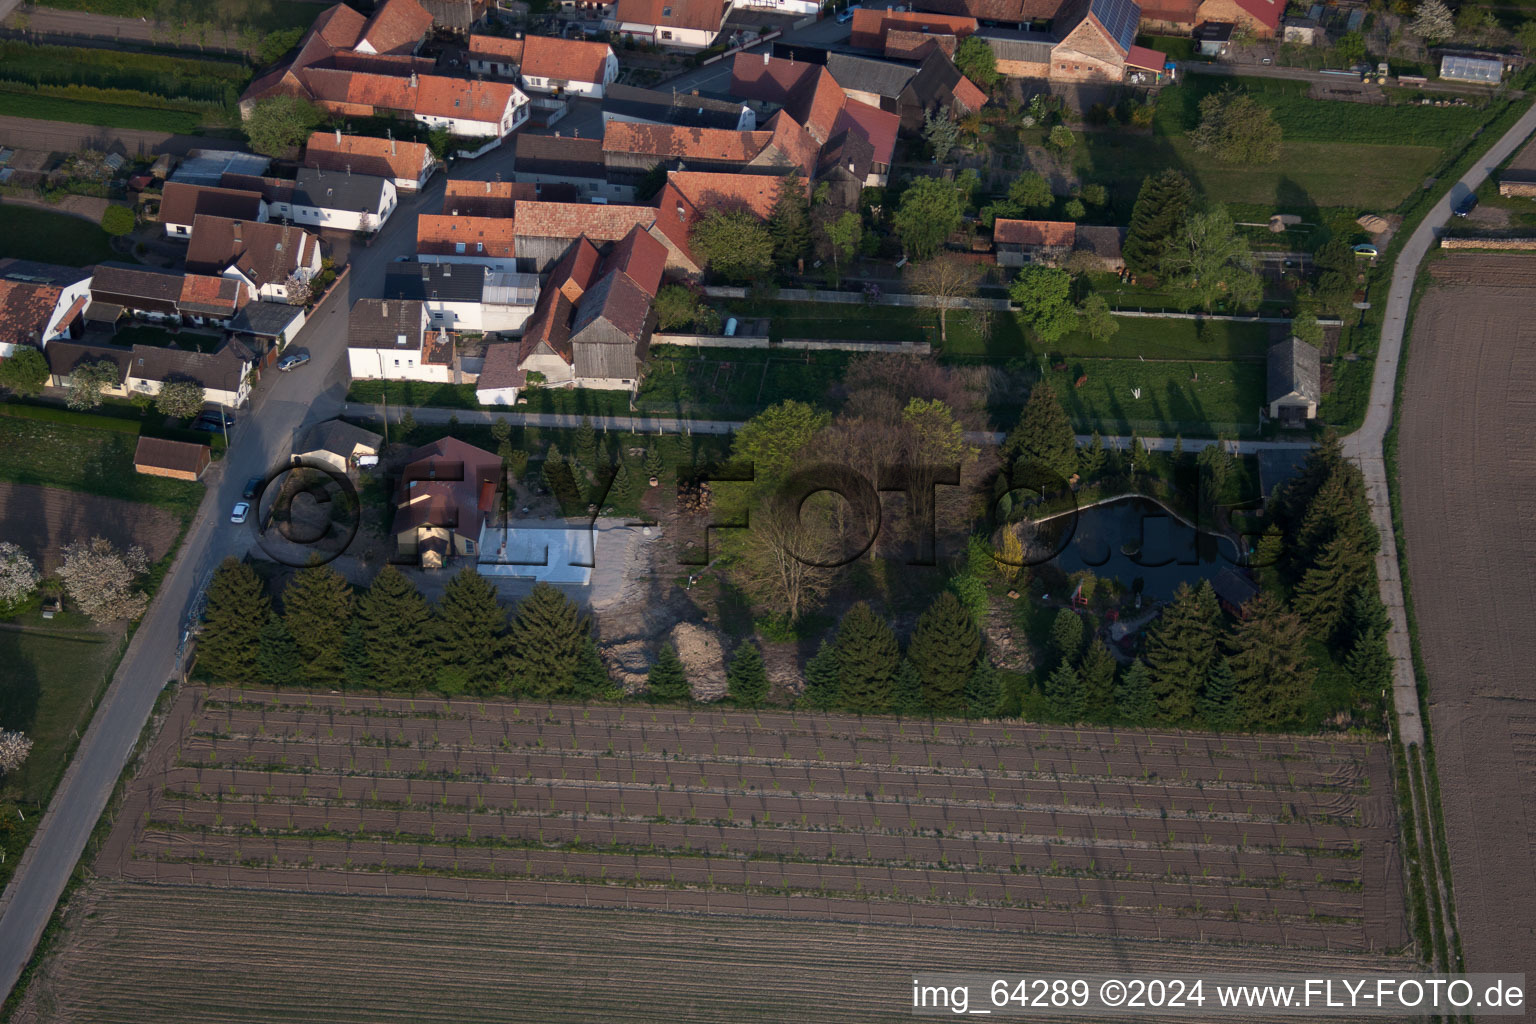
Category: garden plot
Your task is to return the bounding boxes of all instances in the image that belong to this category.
[95,687,1410,958]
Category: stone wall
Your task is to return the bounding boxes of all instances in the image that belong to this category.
[1440,236,1536,249]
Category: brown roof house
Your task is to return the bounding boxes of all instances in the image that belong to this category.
[0,266,91,357]
[393,436,502,567]
[994,219,1075,266]
[186,216,323,303]
[158,181,267,239]
[347,297,455,383]
[293,418,384,474]
[1266,336,1321,427]
[304,130,440,192]
[614,0,730,49]
[125,337,257,408]
[133,436,211,480]
[355,0,435,55]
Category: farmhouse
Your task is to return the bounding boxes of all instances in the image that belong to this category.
[848,7,977,51]
[384,262,541,334]
[820,50,986,131]
[304,131,439,193]
[1266,336,1321,426]
[157,182,266,239]
[511,200,698,274]
[393,436,503,566]
[294,419,384,474]
[993,219,1076,266]
[247,167,398,234]
[124,338,257,408]
[0,265,91,356]
[613,0,731,49]
[512,135,628,202]
[348,298,455,383]
[185,216,322,302]
[354,0,434,55]
[417,214,520,271]
[88,264,199,325]
[602,83,755,132]
[601,119,815,184]
[1194,0,1281,37]
[133,436,211,481]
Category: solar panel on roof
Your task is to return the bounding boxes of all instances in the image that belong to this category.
[1345,9,1363,30]
[1090,0,1139,53]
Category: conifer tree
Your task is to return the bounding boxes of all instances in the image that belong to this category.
[1346,631,1392,692]
[1079,431,1106,476]
[800,639,841,709]
[1226,594,1315,728]
[436,568,508,695]
[768,170,811,266]
[342,619,370,690]
[198,557,269,680]
[1078,641,1117,721]
[1142,580,1220,722]
[643,446,664,478]
[1292,528,1371,640]
[1115,660,1155,725]
[575,417,598,466]
[907,591,982,713]
[610,460,634,501]
[282,564,353,685]
[835,602,899,713]
[1002,383,1077,482]
[354,565,436,690]
[647,642,690,702]
[1044,661,1084,721]
[572,636,611,698]
[1342,583,1389,647]
[256,613,302,688]
[1123,169,1193,275]
[1129,433,1151,474]
[505,583,590,697]
[1199,654,1240,730]
[1252,523,1286,596]
[964,659,1000,719]
[1048,608,1085,668]
[1269,430,1344,532]
[892,658,927,716]
[727,641,769,708]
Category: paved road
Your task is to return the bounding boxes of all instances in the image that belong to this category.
[1339,101,1536,748]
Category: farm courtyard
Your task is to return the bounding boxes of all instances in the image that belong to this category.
[13,684,1417,1020]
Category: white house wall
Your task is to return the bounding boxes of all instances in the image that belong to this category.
[347,347,454,382]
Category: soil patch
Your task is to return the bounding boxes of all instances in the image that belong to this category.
[0,481,182,572]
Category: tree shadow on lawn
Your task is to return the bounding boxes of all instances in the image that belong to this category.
[0,633,41,736]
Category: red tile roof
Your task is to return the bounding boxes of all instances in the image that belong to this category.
[848,7,976,48]
[158,181,264,226]
[520,35,613,84]
[393,436,501,537]
[467,33,525,61]
[667,170,799,221]
[1125,44,1169,71]
[885,29,957,59]
[832,99,898,168]
[443,178,536,217]
[614,0,728,32]
[416,214,518,258]
[305,131,434,182]
[601,223,667,295]
[994,219,1075,247]
[133,436,209,476]
[602,120,771,164]
[313,2,367,49]
[0,279,62,345]
[729,52,819,103]
[797,68,847,144]
[359,0,434,55]
[761,110,819,176]
[186,216,319,286]
[952,74,987,114]
[476,342,527,390]
[513,200,658,244]
[1139,0,1198,20]
[178,273,243,314]
[414,77,520,122]
[1231,0,1283,29]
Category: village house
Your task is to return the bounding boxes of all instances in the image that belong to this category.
[133,436,211,481]
[384,261,542,334]
[293,419,384,474]
[304,131,439,193]
[0,262,91,356]
[228,300,308,351]
[185,216,323,303]
[354,0,435,55]
[466,33,619,97]
[45,336,256,407]
[347,297,455,382]
[512,135,630,202]
[602,83,756,132]
[225,168,398,234]
[1195,0,1281,37]
[819,50,987,131]
[393,436,503,567]
[1266,336,1321,426]
[417,213,520,272]
[87,263,247,329]
[612,0,731,49]
[601,114,819,186]
[511,200,697,275]
[157,181,267,239]
[993,219,1076,266]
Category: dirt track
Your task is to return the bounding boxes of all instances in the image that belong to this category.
[1397,254,1536,978]
[0,481,181,573]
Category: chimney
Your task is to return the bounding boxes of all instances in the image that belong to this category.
[451,208,459,216]
[335,127,342,144]
[409,70,418,87]
[762,51,768,64]
[232,220,242,242]
[443,263,451,276]
[485,180,491,192]
[382,301,389,317]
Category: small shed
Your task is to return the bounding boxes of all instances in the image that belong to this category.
[1211,567,1259,617]
[133,436,210,480]
[993,219,1076,267]
[1125,44,1170,81]
[1266,336,1321,426]
[1072,226,1127,272]
[1440,54,1503,83]
[1193,21,1233,56]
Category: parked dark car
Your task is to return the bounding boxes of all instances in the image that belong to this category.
[192,411,236,432]
[1455,194,1479,218]
[242,477,263,499]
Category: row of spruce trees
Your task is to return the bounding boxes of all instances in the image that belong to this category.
[198,562,613,697]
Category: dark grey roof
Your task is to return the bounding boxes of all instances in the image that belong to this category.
[348,298,424,349]
[44,340,131,383]
[1257,447,1309,500]
[1073,225,1126,259]
[817,128,875,181]
[386,263,487,303]
[1210,567,1258,610]
[513,134,607,180]
[1266,337,1321,406]
[1194,21,1233,40]
[291,167,389,212]
[0,259,93,287]
[91,262,183,306]
[228,300,305,337]
[298,418,383,458]
[603,84,747,130]
[824,53,919,98]
[976,26,1055,62]
[906,49,968,107]
[128,340,251,391]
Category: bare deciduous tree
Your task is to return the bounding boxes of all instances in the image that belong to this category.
[0,730,33,775]
[740,495,841,624]
[58,537,149,623]
[0,542,39,609]
[906,253,985,344]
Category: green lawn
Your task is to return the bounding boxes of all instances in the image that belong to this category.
[0,204,115,267]
[113,324,225,353]
[0,617,123,892]
[348,380,481,410]
[1045,316,1274,361]
[0,412,204,513]
[637,346,852,420]
[0,90,205,132]
[1043,358,1267,437]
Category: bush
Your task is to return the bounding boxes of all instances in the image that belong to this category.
[100,204,134,236]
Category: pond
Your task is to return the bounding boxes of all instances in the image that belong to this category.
[1037,496,1244,602]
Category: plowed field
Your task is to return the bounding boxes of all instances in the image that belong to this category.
[0,481,181,573]
[90,687,1409,954]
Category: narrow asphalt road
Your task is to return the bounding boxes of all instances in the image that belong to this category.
[1339,100,1536,748]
